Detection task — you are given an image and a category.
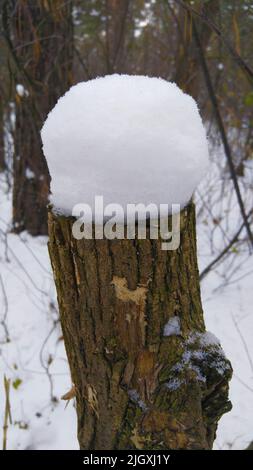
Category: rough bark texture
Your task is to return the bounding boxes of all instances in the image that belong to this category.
[10,0,73,235]
[48,203,232,450]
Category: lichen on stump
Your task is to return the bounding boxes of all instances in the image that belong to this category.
[48,202,232,450]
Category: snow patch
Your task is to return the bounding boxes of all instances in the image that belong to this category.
[25,168,35,180]
[170,330,228,386]
[189,364,206,383]
[16,84,29,98]
[187,331,222,349]
[163,316,181,336]
[128,389,148,411]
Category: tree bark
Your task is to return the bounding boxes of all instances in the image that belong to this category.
[48,202,232,450]
[8,0,73,235]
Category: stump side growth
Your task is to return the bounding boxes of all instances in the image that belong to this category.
[48,203,232,450]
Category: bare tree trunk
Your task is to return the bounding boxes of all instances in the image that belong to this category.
[8,0,73,235]
[48,202,232,450]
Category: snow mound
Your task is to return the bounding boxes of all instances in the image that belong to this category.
[41,74,209,218]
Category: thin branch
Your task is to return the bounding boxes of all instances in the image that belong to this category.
[0,274,10,342]
[174,0,253,84]
[232,314,253,374]
[74,44,91,80]
[200,209,253,281]
[192,19,253,249]
[39,320,59,403]
[3,375,12,451]
[0,229,48,296]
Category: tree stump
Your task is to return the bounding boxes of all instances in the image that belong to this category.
[48,202,232,450]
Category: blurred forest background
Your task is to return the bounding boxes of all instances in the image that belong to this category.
[0,0,253,450]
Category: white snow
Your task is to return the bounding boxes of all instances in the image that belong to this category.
[163,316,181,336]
[128,389,147,411]
[16,84,29,98]
[186,331,222,349]
[0,180,78,450]
[199,331,222,348]
[41,74,209,219]
[25,168,35,180]
[169,329,229,386]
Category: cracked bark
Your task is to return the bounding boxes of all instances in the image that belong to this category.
[48,202,232,450]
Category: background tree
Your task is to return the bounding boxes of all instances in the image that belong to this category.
[2,0,73,235]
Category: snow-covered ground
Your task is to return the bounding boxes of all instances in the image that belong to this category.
[197,151,253,450]
[0,156,252,450]
[0,180,78,450]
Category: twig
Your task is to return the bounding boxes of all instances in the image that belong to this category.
[0,229,48,295]
[3,375,12,450]
[39,321,59,403]
[200,209,253,280]
[74,45,91,80]
[234,374,253,394]
[192,19,253,249]
[232,314,253,374]
[174,0,253,84]
[0,274,10,342]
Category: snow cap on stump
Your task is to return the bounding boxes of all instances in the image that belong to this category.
[41,74,209,218]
